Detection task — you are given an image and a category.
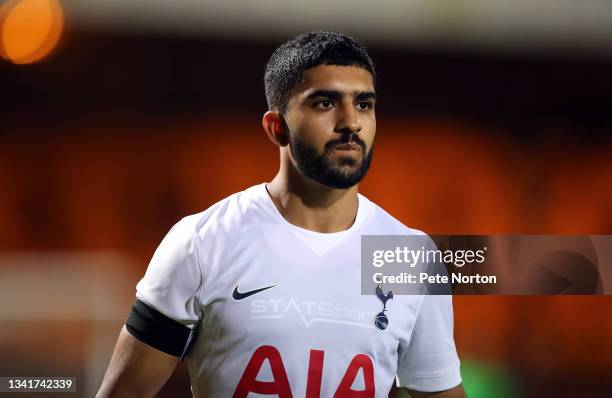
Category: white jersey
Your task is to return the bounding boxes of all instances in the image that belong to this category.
[136,183,461,397]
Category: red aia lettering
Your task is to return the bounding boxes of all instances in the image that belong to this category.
[234,347,374,398]
[233,345,292,398]
[334,354,375,398]
[305,349,324,398]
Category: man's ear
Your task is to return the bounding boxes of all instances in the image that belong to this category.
[262,111,289,147]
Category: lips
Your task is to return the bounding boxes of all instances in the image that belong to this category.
[332,143,361,151]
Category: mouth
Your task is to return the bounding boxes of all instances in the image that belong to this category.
[332,143,361,151]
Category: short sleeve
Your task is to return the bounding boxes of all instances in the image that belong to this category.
[135,219,203,329]
[396,295,462,392]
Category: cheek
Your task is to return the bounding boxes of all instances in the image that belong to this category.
[362,118,376,148]
[296,118,333,148]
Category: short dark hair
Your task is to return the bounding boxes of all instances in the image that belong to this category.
[264,31,376,114]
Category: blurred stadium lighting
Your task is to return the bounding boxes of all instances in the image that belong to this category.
[0,0,64,64]
[62,0,612,56]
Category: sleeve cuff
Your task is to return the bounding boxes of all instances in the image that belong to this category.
[397,363,462,392]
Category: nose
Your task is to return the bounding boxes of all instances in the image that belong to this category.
[334,103,361,135]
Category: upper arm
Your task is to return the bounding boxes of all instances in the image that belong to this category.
[396,295,462,393]
[135,218,204,327]
[96,325,179,398]
[97,219,204,397]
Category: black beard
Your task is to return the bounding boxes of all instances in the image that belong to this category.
[289,134,373,189]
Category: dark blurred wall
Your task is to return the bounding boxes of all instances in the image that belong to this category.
[1,29,611,397]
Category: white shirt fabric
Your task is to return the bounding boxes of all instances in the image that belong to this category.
[136,183,461,397]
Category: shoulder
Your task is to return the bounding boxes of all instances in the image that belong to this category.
[137,186,264,300]
[360,193,428,237]
[172,184,267,244]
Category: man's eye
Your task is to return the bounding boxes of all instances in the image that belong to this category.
[318,100,333,109]
[357,101,372,110]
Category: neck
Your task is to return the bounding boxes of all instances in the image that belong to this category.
[266,161,359,233]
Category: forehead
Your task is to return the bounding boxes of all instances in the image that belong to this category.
[292,64,375,98]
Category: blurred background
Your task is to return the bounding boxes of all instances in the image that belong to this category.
[1,0,611,397]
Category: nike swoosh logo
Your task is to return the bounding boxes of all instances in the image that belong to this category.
[232,284,276,300]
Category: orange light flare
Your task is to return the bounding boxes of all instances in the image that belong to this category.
[0,0,64,64]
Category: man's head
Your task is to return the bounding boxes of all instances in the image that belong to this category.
[263,31,377,189]
[264,31,376,115]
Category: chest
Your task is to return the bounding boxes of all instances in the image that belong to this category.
[197,226,421,353]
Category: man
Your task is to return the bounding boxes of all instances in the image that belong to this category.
[97,31,465,398]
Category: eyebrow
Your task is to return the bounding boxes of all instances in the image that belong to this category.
[356,91,376,101]
[305,90,377,102]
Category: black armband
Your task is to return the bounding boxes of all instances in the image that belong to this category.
[125,299,198,360]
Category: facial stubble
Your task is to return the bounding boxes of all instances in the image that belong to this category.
[288,133,374,189]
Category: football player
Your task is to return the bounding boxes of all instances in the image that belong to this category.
[97,31,465,398]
